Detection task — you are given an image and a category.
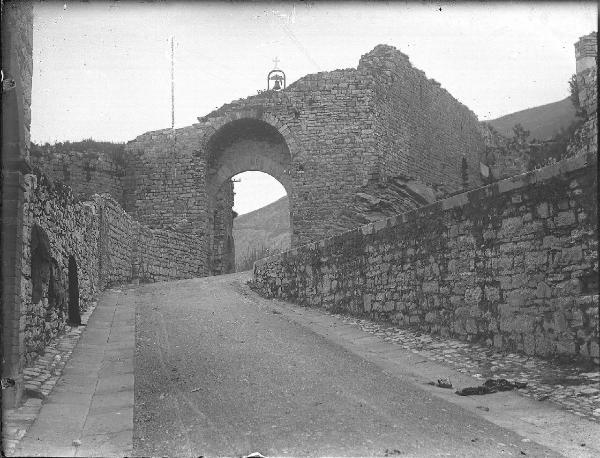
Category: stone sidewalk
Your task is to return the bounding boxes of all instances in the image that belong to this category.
[2,304,96,455]
[8,287,134,457]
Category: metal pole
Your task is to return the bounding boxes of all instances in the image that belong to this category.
[171,36,175,129]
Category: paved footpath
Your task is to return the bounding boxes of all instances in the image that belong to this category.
[12,288,134,457]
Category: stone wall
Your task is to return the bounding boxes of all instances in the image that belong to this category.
[97,194,207,286]
[2,0,36,408]
[122,129,208,233]
[1,0,33,165]
[21,170,100,365]
[254,152,598,363]
[18,169,206,366]
[568,33,597,159]
[125,44,486,272]
[31,148,125,206]
[360,45,484,193]
[209,181,235,275]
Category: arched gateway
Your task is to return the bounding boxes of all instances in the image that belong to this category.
[124,44,485,276]
[205,117,293,275]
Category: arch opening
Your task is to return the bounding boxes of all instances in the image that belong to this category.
[205,118,294,276]
[232,172,290,272]
[27,225,63,363]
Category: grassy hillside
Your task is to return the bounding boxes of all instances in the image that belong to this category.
[487,97,577,141]
[233,196,290,269]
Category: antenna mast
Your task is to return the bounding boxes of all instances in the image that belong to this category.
[170,36,175,129]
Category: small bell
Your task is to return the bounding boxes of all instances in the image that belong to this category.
[272,79,281,91]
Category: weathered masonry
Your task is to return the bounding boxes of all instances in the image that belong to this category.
[108,44,485,275]
[254,152,598,363]
[254,33,599,364]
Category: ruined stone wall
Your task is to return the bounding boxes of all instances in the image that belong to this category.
[254,152,598,363]
[31,149,125,206]
[125,66,378,246]
[125,45,487,274]
[124,68,378,268]
[97,195,207,285]
[17,170,206,366]
[567,34,597,159]
[478,123,529,181]
[20,171,100,364]
[281,68,379,239]
[123,129,208,233]
[359,45,484,193]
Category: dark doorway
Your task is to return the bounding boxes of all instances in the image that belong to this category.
[30,225,51,305]
[68,256,81,326]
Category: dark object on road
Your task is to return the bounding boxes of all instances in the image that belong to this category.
[437,378,453,388]
[456,378,527,396]
[1,378,15,389]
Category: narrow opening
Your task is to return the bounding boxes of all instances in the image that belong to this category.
[461,156,469,189]
[68,256,81,326]
[232,171,290,272]
[31,248,45,305]
[28,225,54,360]
[30,225,51,305]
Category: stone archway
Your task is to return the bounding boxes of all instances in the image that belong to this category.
[204,118,293,275]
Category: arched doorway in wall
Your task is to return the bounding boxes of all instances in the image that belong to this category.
[28,225,56,360]
[30,226,51,308]
[205,118,294,275]
[67,256,81,326]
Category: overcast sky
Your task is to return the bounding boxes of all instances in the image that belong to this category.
[31,1,596,214]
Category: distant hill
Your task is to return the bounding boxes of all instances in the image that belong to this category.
[487,97,577,141]
[233,196,290,269]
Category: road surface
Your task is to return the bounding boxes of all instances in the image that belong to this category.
[133,272,558,457]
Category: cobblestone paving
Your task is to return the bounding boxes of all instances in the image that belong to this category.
[2,301,97,456]
[331,312,600,423]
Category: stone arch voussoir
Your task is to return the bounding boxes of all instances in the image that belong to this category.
[200,108,298,158]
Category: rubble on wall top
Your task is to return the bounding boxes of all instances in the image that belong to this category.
[576,31,597,45]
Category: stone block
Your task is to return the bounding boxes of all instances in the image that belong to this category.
[555,211,576,227]
[536,202,550,218]
[505,289,528,307]
[536,282,552,299]
[484,285,500,302]
[464,286,482,305]
[560,246,583,265]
